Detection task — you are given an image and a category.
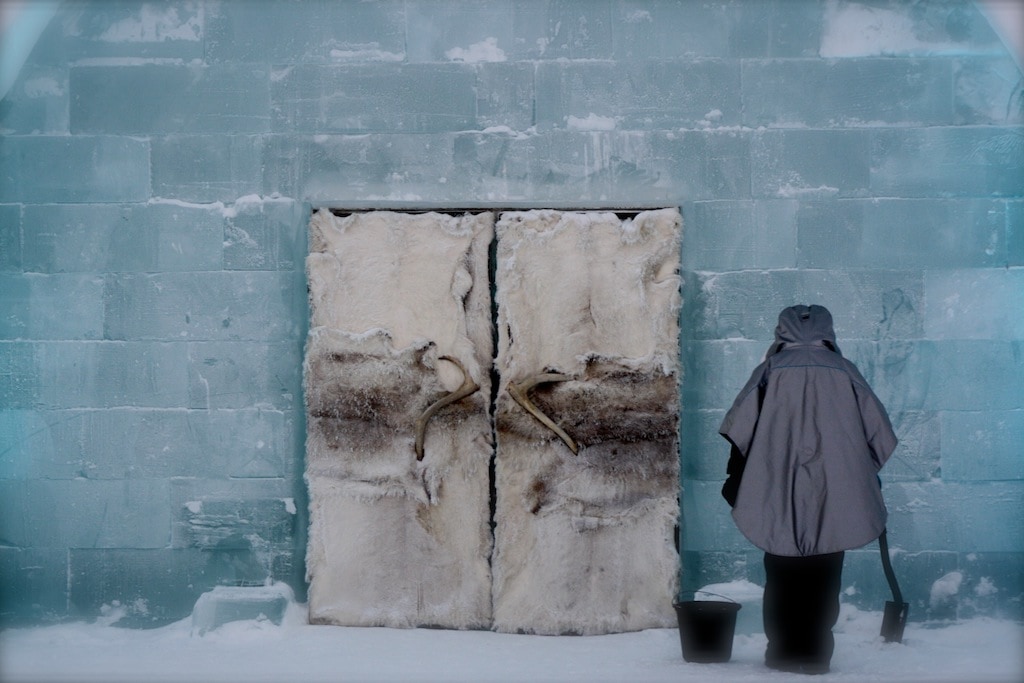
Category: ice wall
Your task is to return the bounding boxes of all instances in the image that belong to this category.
[0,0,1021,627]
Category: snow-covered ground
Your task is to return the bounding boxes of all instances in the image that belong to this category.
[2,600,1021,683]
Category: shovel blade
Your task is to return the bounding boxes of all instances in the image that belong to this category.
[881,600,909,643]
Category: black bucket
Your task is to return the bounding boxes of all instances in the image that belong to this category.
[673,596,742,663]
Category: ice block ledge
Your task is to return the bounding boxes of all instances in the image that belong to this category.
[190,583,293,636]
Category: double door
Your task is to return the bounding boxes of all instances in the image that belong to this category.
[304,208,681,634]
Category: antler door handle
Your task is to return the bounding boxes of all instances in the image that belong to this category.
[414,355,480,461]
[507,373,578,454]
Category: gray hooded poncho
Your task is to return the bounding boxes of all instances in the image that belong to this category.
[719,305,898,557]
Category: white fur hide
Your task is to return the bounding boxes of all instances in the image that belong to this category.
[304,210,494,629]
[492,209,682,635]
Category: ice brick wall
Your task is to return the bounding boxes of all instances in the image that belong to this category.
[0,0,1021,626]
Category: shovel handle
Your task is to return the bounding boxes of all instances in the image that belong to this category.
[879,528,904,605]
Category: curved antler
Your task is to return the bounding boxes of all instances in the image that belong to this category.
[414,355,480,461]
[507,372,579,454]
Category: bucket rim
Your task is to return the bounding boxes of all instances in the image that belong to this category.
[675,590,741,605]
[673,599,742,613]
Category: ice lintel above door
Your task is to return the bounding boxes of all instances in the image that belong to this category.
[323,205,676,220]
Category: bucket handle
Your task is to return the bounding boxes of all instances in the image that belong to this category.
[676,590,740,605]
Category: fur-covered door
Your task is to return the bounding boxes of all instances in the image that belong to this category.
[492,209,682,635]
[304,210,494,628]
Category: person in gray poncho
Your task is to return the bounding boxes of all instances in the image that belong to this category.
[720,305,897,675]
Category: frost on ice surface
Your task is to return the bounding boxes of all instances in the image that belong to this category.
[328,44,405,62]
[96,3,202,43]
[930,571,964,608]
[820,0,974,57]
[566,113,618,131]
[22,76,63,97]
[775,183,841,198]
[624,10,652,23]
[445,37,506,62]
[698,109,725,127]
[974,576,998,597]
[96,601,127,626]
[95,598,150,626]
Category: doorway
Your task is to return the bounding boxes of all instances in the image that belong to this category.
[304,208,681,634]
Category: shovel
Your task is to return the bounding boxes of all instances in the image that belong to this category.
[878,528,909,643]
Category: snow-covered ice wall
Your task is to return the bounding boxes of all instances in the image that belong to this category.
[0,0,1021,628]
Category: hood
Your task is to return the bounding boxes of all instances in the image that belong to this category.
[767,304,840,356]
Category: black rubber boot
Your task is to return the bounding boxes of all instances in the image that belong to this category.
[763,551,844,675]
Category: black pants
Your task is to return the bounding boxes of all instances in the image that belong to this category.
[763,551,845,673]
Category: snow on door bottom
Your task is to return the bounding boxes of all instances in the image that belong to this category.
[492,209,682,635]
[304,210,494,629]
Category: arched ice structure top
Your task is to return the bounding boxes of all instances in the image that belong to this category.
[0,0,1021,102]
[978,0,1024,72]
[0,1,61,101]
